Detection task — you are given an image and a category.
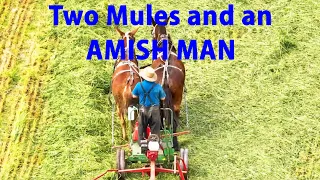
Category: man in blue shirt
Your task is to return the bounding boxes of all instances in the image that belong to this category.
[132,66,166,144]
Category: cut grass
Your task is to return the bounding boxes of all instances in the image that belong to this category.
[0,0,53,179]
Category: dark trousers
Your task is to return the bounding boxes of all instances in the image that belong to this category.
[138,105,161,141]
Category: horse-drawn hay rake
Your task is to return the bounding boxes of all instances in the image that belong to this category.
[93,107,190,180]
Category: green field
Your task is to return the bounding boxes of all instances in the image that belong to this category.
[0,0,320,179]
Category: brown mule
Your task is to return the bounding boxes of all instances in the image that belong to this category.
[111,26,141,140]
[150,17,186,150]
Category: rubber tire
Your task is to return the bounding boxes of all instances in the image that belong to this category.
[183,149,188,170]
[179,148,185,170]
[117,149,126,180]
[183,149,189,180]
[116,149,121,170]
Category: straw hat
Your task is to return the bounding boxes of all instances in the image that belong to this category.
[139,66,157,82]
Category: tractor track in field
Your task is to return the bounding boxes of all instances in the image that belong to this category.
[0,0,48,179]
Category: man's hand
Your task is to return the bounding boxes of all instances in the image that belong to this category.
[160,99,165,107]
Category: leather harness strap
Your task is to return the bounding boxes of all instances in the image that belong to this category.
[111,32,142,84]
[112,61,140,85]
[155,52,184,86]
[153,32,184,86]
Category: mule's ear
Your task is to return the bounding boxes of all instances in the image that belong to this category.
[115,26,125,37]
[130,26,140,36]
[152,17,156,26]
[165,16,171,25]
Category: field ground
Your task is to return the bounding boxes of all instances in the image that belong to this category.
[0,0,319,179]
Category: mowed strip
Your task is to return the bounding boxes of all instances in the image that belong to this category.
[0,0,30,163]
[0,0,15,112]
[0,0,51,179]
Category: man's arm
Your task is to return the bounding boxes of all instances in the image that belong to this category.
[160,88,166,108]
[132,83,140,98]
[159,86,166,101]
